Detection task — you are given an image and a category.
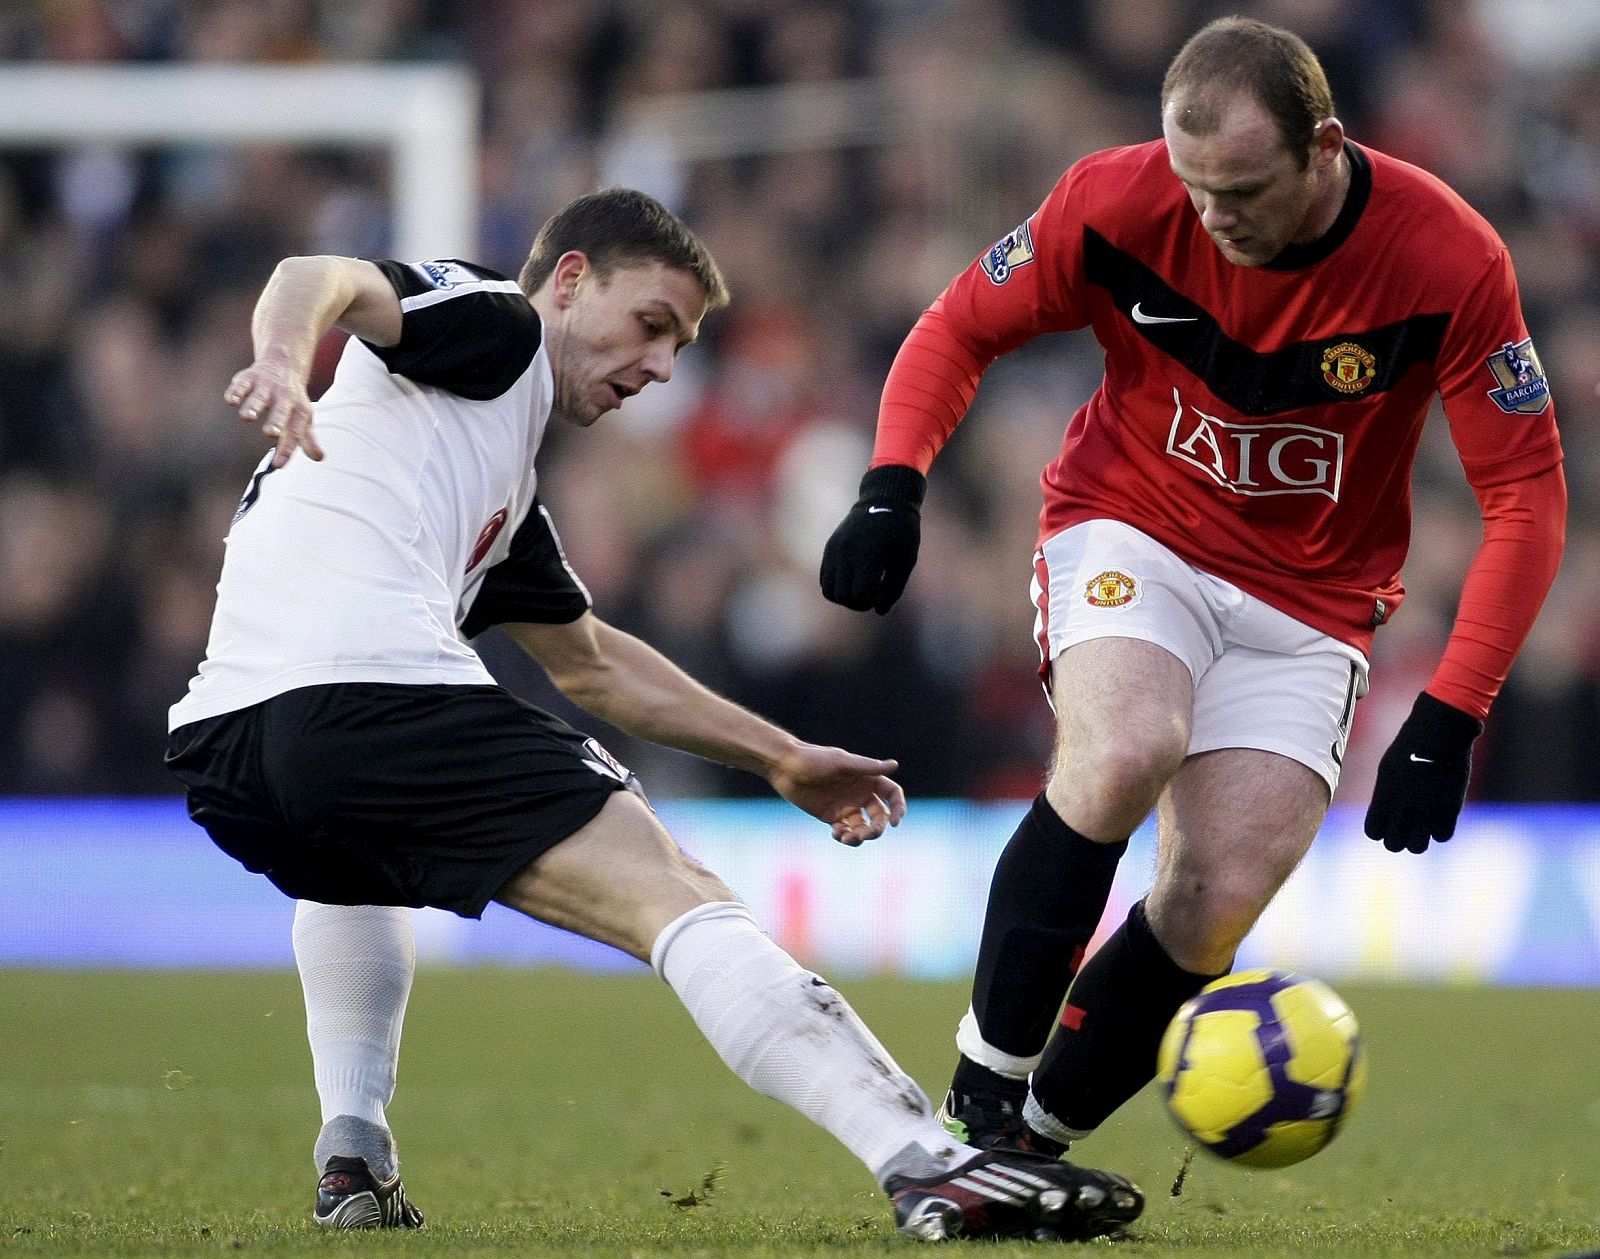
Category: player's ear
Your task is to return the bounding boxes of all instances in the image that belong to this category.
[1311,117,1344,170]
[550,251,590,309]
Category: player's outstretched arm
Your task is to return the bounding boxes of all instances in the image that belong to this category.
[504,613,906,844]
[225,255,402,467]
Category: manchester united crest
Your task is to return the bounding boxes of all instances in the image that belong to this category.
[1321,341,1377,395]
[1085,570,1139,608]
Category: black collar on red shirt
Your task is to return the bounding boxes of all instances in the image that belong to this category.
[1263,142,1372,272]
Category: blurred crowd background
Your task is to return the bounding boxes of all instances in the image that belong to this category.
[0,0,1595,804]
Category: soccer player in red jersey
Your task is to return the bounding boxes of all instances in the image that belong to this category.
[821,17,1566,1154]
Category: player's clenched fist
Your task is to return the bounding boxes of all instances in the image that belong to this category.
[225,356,324,468]
[819,464,927,614]
[1363,691,1483,854]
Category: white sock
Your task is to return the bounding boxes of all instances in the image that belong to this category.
[1023,1092,1093,1145]
[956,1006,1040,1078]
[292,901,415,1175]
[651,902,974,1185]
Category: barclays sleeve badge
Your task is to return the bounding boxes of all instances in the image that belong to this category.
[979,219,1036,285]
[1484,337,1551,415]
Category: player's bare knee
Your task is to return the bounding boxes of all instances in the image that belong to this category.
[1049,737,1182,835]
[1149,870,1271,971]
[1148,903,1246,973]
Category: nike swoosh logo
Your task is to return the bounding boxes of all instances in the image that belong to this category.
[1408,753,1435,764]
[867,506,893,514]
[1130,302,1199,325]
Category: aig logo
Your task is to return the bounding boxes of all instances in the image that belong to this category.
[1165,388,1343,501]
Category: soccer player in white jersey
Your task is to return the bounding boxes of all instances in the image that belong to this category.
[165,189,1142,1242]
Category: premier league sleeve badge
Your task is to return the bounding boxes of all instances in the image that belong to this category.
[1483,337,1551,415]
[980,219,1036,285]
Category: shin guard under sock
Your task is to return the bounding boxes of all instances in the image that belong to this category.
[962,794,1127,1073]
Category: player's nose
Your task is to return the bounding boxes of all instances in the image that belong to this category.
[642,342,674,384]
[1200,197,1238,232]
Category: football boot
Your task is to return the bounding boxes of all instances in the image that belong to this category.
[887,1149,1142,1242]
[936,1083,1069,1160]
[313,1155,425,1229]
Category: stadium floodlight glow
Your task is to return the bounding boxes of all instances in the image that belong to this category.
[0,64,479,259]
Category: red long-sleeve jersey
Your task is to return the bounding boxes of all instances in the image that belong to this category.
[873,139,1566,718]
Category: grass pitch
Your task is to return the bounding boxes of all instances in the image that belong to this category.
[3,970,1598,1258]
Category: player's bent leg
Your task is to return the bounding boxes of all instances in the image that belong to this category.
[1025,747,1329,1145]
[493,789,732,961]
[1144,747,1330,973]
[497,794,956,1176]
[496,793,1144,1242]
[1024,896,1225,1147]
[652,899,1143,1241]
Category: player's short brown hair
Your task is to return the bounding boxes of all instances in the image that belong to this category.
[1161,17,1335,167]
[518,188,729,309]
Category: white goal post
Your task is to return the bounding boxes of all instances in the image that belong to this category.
[0,64,479,259]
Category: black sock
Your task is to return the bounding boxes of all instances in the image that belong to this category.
[966,794,1127,1067]
[950,1054,1027,1104]
[1030,898,1224,1132]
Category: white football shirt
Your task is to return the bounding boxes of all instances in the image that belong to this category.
[169,259,591,731]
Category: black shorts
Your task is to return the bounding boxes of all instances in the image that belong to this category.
[166,683,635,918]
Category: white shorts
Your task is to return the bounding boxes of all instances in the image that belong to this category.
[1031,519,1369,794]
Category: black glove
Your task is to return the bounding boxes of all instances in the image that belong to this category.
[1363,691,1484,854]
[819,465,927,614]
